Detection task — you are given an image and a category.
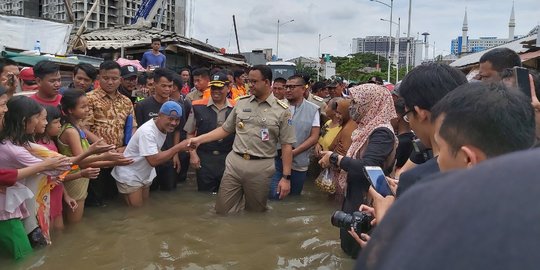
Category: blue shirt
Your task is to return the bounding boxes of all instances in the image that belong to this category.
[140,51,166,68]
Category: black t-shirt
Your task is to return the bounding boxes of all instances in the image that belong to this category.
[355,148,540,270]
[135,96,178,150]
[396,157,440,197]
[395,132,415,168]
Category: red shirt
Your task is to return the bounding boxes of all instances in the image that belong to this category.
[31,93,62,107]
[0,169,18,186]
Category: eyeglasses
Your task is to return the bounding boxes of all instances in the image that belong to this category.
[403,109,414,123]
[284,84,304,90]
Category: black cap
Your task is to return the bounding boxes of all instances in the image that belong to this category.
[209,72,230,88]
[120,65,138,78]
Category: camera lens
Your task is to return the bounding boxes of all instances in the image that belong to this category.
[331,211,353,228]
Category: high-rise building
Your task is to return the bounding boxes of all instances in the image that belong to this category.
[0,0,39,17]
[451,3,517,55]
[351,36,418,67]
[1,0,186,34]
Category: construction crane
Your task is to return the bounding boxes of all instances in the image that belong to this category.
[131,0,167,27]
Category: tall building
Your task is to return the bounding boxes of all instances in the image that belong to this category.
[0,0,39,17]
[1,0,186,34]
[451,3,517,55]
[351,36,418,66]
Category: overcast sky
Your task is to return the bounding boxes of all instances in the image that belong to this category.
[188,0,540,61]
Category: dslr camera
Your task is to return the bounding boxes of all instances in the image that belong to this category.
[331,211,373,234]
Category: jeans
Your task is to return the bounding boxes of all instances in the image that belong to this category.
[268,157,307,200]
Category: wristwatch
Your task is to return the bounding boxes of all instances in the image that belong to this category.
[282,174,291,180]
[330,153,339,166]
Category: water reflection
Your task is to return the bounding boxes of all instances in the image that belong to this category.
[2,178,355,269]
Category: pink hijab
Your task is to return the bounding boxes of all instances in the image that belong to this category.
[336,84,397,193]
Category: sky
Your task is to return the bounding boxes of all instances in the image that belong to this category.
[188,0,540,61]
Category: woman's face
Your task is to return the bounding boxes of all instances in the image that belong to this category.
[349,99,363,123]
[25,109,45,134]
[325,102,336,120]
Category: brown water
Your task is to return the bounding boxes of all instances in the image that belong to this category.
[1,177,355,270]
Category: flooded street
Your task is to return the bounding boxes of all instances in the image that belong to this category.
[2,176,355,269]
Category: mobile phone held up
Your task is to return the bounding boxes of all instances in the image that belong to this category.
[514,67,531,98]
[364,166,393,197]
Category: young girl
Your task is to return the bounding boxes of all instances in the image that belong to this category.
[58,90,132,223]
[35,106,100,230]
[0,96,69,257]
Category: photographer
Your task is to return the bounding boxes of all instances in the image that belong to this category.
[354,84,538,270]
[319,83,397,258]
[395,63,468,196]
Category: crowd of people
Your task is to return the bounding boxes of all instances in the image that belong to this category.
[1,43,540,269]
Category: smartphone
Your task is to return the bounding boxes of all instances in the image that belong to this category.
[364,166,393,197]
[514,67,531,98]
[7,73,15,87]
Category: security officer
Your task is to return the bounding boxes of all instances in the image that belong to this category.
[189,65,296,214]
[184,72,236,192]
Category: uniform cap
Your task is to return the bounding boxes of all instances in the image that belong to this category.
[209,72,230,88]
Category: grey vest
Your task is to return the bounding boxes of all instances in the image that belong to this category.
[290,99,320,171]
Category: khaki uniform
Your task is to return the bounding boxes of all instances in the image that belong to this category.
[185,87,210,102]
[308,93,328,113]
[217,93,296,214]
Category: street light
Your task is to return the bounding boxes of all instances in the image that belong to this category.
[381,17,400,82]
[318,34,332,81]
[370,0,393,83]
[405,0,412,73]
[276,19,294,60]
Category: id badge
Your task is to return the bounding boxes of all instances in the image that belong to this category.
[261,128,270,141]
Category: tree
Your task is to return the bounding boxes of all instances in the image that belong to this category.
[295,62,318,82]
[332,53,391,83]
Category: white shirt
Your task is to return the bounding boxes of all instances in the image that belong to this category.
[112,120,166,186]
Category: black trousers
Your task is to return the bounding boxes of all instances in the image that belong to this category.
[86,167,118,206]
[195,150,228,192]
[151,160,178,191]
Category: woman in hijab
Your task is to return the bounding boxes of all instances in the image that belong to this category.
[319,83,397,258]
[327,98,357,199]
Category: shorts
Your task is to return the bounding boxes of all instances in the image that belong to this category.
[116,181,152,194]
[0,219,33,260]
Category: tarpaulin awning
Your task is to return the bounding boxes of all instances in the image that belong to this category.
[1,51,97,67]
[175,44,248,66]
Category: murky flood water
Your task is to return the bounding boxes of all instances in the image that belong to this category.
[2,176,355,269]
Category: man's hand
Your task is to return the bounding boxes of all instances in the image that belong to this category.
[81,167,100,179]
[386,177,399,196]
[187,137,200,149]
[348,228,371,248]
[115,146,127,153]
[172,155,181,173]
[88,138,115,155]
[277,178,291,199]
[189,151,201,169]
[368,187,395,224]
[318,151,333,168]
[359,204,378,226]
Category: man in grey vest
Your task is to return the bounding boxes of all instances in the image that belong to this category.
[269,74,320,199]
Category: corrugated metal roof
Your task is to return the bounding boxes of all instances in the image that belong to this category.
[78,25,217,52]
[450,34,537,68]
[176,44,248,66]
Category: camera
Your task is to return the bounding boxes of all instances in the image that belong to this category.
[412,138,433,163]
[331,211,373,234]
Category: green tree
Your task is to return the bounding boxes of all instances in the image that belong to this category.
[332,52,392,83]
[295,62,318,81]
